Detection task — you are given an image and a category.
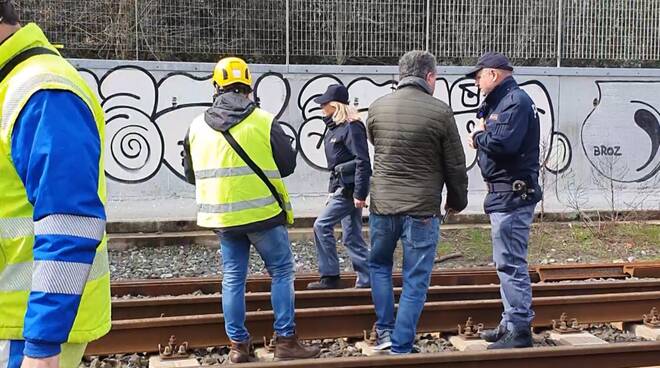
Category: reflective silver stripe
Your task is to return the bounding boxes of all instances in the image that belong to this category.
[88,250,109,281]
[0,340,9,368]
[2,72,94,130]
[32,260,90,295]
[0,262,32,292]
[0,252,107,292]
[199,196,278,214]
[34,214,106,241]
[0,217,34,239]
[195,167,281,179]
[199,197,293,214]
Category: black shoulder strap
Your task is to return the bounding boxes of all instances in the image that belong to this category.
[221,130,286,212]
[0,47,58,84]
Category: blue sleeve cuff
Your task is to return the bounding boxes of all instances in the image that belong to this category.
[24,340,61,358]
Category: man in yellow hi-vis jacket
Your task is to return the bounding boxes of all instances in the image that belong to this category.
[0,2,110,367]
[182,57,319,363]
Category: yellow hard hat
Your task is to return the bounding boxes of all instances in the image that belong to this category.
[213,57,252,89]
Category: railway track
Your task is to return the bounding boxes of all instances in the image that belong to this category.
[112,279,660,319]
[110,261,660,297]
[97,262,660,366]
[90,290,660,355]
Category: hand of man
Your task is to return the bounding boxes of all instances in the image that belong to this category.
[444,203,459,215]
[467,131,477,149]
[354,199,367,209]
[476,118,486,132]
[441,204,457,224]
[467,118,486,149]
[21,355,59,368]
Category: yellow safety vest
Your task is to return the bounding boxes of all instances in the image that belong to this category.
[0,23,110,343]
[188,107,294,228]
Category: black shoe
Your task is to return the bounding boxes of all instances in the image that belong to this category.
[487,325,533,349]
[306,275,341,290]
[481,325,507,343]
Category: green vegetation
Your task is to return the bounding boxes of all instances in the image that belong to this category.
[436,222,660,267]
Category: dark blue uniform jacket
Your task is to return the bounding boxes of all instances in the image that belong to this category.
[323,116,371,200]
[473,76,543,213]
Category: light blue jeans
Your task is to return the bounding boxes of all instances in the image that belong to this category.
[369,214,440,353]
[313,193,370,287]
[489,204,536,330]
[219,225,296,342]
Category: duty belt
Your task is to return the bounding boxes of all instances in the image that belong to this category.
[486,182,514,193]
[487,180,535,200]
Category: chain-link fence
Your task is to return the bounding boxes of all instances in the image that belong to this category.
[13,0,660,66]
[290,0,427,64]
[138,0,286,63]
[430,0,559,65]
[561,0,660,66]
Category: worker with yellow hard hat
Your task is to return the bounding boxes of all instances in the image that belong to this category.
[182,57,320,363]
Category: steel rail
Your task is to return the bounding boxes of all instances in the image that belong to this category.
[111,268,506,296]
[110,261,660,297]
[88,291,660,355]
[111,279,660,320]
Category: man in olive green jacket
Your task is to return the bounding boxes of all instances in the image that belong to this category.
[366,50,468,354]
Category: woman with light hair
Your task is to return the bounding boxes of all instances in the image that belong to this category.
[307,84,372,290]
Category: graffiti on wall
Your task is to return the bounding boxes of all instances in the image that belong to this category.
[79,66,213,183]
[581,81,660,183]
[78,66,657,188]
[291,74,572,172]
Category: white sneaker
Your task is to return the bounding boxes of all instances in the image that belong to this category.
[389,350,408,355]
[373,340,392,351]
[373,330,392,351]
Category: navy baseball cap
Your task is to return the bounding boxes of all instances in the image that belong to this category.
[314,84,349,105]
[466,52,514,78]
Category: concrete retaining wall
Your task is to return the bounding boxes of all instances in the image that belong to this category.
[71,60,660,221]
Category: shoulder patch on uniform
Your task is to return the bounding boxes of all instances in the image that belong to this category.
[490,114,498,121]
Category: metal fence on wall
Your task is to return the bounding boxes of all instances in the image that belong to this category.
[290,0,428,64]
[430,0,559,63]
[562,0,660,63]
[14,0,660,66]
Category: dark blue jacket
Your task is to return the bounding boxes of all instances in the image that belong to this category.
[473,76,543,213]
[323,116,372,200]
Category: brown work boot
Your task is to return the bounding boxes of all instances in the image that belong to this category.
[274,334,320,360]
[228,339,252,363]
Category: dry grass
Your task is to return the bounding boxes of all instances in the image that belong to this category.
[436,222,660,268]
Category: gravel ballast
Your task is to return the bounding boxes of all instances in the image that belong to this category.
[111,241,374,280]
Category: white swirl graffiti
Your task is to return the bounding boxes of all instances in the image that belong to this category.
[104,106,164,183]
[112,126,151,170]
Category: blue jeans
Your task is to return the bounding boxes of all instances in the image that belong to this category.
[219,225,295,342]
[489,204,536,329]
[369,214,440,354]
[313,193,370,286]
